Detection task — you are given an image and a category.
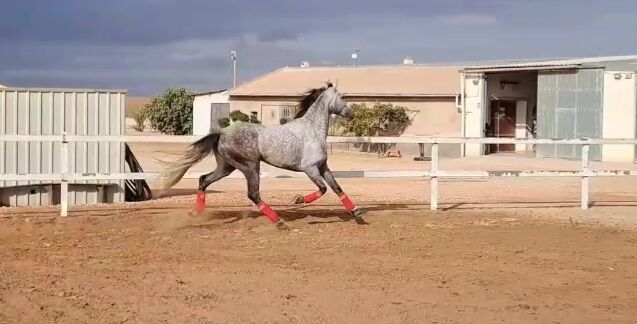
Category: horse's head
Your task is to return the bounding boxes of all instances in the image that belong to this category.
[324,84,354,120]
[295,82,354,120]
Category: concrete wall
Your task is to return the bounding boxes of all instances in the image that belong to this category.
[230,96,461,136]
[229,97,296,126]
[602,71,637,162]
[193,92,229,135]
[230,95,462,157]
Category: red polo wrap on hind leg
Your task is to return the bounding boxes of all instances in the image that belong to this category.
[257,202,280,223]
[304,191,323,203]
[194,190,206,213]
[339,193,357,212]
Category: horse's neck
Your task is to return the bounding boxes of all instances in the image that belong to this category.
[302,95,330,138]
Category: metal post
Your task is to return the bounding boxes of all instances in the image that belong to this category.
[60,133,69,217]
[233,59,237,88]
[230,50,237,88]
[430,143,439,210]
[581,144,590,210]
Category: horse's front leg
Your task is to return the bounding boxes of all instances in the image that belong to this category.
[293,167,327,205]
[320,164,364,218]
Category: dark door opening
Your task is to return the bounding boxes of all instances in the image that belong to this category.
[488,100,517,153]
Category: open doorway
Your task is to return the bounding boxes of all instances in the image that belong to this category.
[488,100,517,153]
[484,71,538,155]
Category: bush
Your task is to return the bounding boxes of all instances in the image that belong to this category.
[279,118,289,125]
[217,117,230,128]
[132,107,147,132]
[145,88,193,135]
[249,114,261,124]
[229,110,249,122]
[218,110,260,128]
[337,103,411,136]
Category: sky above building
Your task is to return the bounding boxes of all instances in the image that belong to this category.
[2,0,637,95]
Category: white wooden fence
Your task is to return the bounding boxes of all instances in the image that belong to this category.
[2,134,637,216]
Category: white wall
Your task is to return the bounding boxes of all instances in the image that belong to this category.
[193,91,229,135]
[602,71,636,162]
[463,73,486,156]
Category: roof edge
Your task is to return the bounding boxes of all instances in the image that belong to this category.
[193,89,227,96]
[229,93,458,98]
[0,87,128,93]
[227,67,290,96]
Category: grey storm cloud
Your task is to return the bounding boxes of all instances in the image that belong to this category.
[1,0,637,95]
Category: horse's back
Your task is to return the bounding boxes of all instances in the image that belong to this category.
[217,123,263,166]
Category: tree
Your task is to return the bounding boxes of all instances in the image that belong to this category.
[336,103,411,136]
[145,88,193,135]
[335,103,411,155]
[218,110,261,128]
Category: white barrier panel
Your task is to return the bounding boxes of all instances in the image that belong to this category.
[1,135,636,215]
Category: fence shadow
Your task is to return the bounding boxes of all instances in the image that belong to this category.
[441,200,637,211]
[4,200,637,220]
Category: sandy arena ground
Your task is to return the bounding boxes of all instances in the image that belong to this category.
[2,140,637,323]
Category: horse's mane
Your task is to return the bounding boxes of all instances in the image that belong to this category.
[294,82,333,119]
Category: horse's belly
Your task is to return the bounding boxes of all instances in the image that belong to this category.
[260,147,304,171]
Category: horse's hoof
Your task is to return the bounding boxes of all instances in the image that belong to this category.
[293,194,305,205]
[193,204,205,215]
[351,209,365,218]
[275,220,289,230]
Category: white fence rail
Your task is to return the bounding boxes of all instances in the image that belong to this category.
[2,134,637,216]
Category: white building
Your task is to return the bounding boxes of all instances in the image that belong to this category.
[459,55,637,162]
[192,89,229,135]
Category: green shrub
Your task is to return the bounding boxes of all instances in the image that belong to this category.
[218,117,230,128]
[249,114,261,124]
[229,110,249,122]
[337,103,410,136]
[145,88,193,135]
[132,107,147,132]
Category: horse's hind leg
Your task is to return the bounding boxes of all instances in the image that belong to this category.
[242,167,288,230]
[194,161,235,214]
[293,167,327,205]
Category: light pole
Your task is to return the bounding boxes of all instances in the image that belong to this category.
[351,49,360,67]
[230,50,237,88]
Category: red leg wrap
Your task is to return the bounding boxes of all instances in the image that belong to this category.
[339,193,357,212]
[304,190,324,203]
[194,190,206,213]
[257,202,280,223]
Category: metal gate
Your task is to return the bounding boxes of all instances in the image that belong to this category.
[210,103,229,132]
[537,69,603,160]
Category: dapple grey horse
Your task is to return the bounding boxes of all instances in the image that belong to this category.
[156,83,363,229]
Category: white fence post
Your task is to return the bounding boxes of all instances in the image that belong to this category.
[581,144,590,210]
[60,133,69,217]
[430,142,439,211]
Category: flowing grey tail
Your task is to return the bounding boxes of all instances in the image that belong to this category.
[155,133,220,190]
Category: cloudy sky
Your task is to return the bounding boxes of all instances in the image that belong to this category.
[2,0,637,95]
